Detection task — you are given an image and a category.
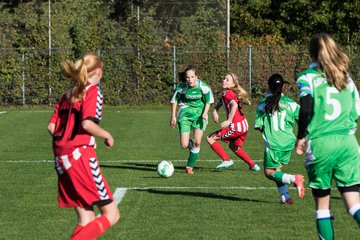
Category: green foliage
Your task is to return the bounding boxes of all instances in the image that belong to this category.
[1,1,360,105]
[231,0,360,45]
[231,0,279,38]
[0,51,23,105]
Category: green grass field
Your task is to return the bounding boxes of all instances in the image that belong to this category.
[0,105,359,239]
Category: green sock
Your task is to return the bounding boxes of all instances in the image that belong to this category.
[316,210,334,240]
[355,211,360,227]
[187,148,200,168]
[272,171,285,183]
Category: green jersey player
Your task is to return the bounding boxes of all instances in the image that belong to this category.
[255,74,305,205]
[170,65,214,174]
[296,33,360,239]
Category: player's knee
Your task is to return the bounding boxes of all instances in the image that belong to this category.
[264,169,274,179]
[264,173,272,180]
[104,206,120,226]
[180,140,190,148]
[181,143,189,149]
[79,214,96,226]
[111,209,120,225]
[193,141,201,148]
[229,142,238,152]
[206,135,215,144]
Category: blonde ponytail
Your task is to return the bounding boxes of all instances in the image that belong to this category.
[60,53,102,102]
[310,33,349,90]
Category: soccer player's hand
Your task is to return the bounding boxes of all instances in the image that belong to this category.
[104,135,115,148]
[170,116,177,129]
[220,120,231,129]
[212,110,219,123]
[296,138,306,155]
[104,135,114,149]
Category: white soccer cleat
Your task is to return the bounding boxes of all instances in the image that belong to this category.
[250,164,261,171]
[216,160,234,169]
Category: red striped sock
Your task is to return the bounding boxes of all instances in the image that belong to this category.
[235,148,255,167]
[70,216,111,240]
[210,141,230,161]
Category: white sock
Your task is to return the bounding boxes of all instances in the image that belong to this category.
[349,203,360,217]
[316,209,331,219]
[282,173,295,184]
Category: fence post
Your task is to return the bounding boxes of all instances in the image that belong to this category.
[248,45,252,94]
[97,49,101,88]
[173,45,176,90]
[20,52,25,105]
[226,0,230,70]
[48,0,52,106]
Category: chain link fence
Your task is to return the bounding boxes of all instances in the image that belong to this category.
[1,46,360,106]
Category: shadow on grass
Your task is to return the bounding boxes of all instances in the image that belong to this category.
[100,163,157,172]
[135,188,271,203]
[331,196,342,200]
[100,163,217,173]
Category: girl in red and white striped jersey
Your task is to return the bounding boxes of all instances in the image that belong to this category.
[206,72,260,171]
[47,53,120,239]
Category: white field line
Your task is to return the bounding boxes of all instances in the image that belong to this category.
[116,186,278,191]
[13,110,167,113]
[116,110,167,113]
[113,188,128,205]
[0,111,7,114]
[0,159,263,163]
[18,110,53,113]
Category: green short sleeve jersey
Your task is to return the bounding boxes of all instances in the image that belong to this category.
[170,80,214,109]
[255,95,300,151]
[296,63,360,139]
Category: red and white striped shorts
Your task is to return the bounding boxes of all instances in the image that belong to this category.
[54,146,113,208]
[215,120,248,147]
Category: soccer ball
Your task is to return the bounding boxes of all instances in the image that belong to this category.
[157,160,174,178]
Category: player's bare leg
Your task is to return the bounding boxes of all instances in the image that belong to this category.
[70,202,119,240]
[206,133,233,169]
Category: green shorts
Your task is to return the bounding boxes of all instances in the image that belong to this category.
[305,134,360,189]
[264,148,292,169]
[177,107,206,133]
